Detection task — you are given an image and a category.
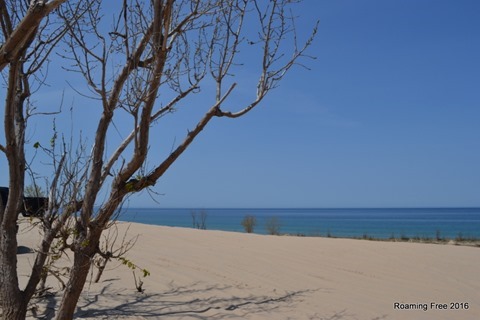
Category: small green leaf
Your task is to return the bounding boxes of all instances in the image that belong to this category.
[142,269,151,277]
[33,142,40,149]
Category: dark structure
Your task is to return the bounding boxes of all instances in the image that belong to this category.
[22,197,48,217]
[0,186,47,217]
[0,186,9,212]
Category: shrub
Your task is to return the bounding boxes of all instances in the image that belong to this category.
[241,215,257,233]
[265,217,281,235]
[191,210,207,230]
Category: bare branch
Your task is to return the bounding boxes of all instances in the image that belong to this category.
[132,82,238,191]
[100,83,199,186]
[0,0,13,38]
[0,0,67,71]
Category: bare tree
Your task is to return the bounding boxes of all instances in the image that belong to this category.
[54,1,317,316]
[0,1,78,319]
[1,0,317,319]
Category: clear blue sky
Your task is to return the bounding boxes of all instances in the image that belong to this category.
[1,0,479,208]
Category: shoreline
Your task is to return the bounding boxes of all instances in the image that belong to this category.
[119,207,480,240]
[118,219,480,248]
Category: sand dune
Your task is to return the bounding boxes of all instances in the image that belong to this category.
[17,221,479,319]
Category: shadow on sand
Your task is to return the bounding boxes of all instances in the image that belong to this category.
[30,281,312,319]
[17,246,33,254]
[28,282,388,319]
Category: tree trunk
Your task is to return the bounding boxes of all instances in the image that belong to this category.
[0,299,28,320]
[54,250,92,320]
[0,226,27,320]
[1,58,28,320]
[54,226,103,320]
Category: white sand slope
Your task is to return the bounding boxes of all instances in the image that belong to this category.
[16,221,479,320]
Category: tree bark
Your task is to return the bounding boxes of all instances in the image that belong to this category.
[55,235,99,320]
[1,59,27,320]
[0,226,28,320]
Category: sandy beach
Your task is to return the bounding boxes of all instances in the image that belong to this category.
[17,221,479,320]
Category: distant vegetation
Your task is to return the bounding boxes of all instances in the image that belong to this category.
[241,215,257,233]
[350,232,480,247]
[265,217,281,235]
[182,212,479,247]
[24,184,47,197]
[191,210,207,230]
[243,215,479,247]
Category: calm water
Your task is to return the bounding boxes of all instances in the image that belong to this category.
[119,207,480,239]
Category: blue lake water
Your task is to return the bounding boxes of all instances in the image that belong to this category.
[119,207,480,239]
